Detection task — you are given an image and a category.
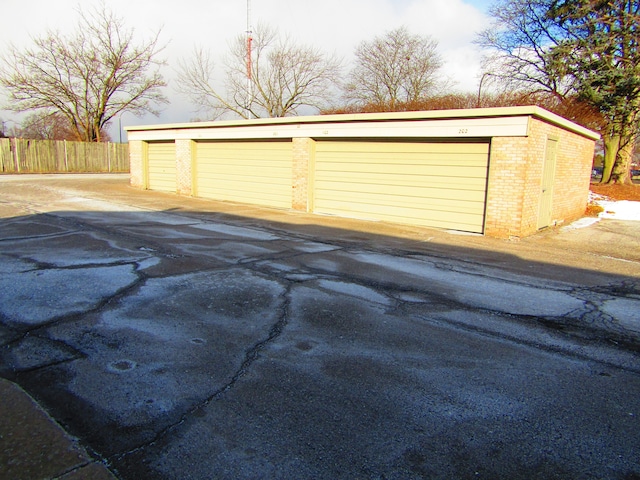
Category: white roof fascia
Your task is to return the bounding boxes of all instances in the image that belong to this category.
[127,117,530,142]
[125,106,600,141]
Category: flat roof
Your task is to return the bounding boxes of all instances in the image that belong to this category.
[126,106,600,141]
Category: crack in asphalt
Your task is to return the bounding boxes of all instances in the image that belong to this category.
[419,309,640,375]
[242,237,640,371]
[16,256,146,272]
[11,264,146,335]
[562,285,640,346]
[0,257,151,380]
[109,281,294,464]
[0,229,85,243]
[265,250,640,369]
[594,279,640,298]
[3,196,640,470]
[4,206,639,364]
[33,211,192,261]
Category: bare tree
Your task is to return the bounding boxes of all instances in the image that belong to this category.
[176,25,342,119]
[13,112,86,140]
[344,27,444,109]
[175,47,221,118]
[477,0,640,184]
[476,0,570,98]
[0,4,167,142]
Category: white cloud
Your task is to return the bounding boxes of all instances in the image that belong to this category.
[0,0,491,139]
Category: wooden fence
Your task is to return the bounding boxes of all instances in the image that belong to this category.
[0,138,129,173]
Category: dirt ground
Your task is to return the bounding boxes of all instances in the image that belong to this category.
[591,182,640,201]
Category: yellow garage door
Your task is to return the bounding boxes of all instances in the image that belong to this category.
[147,141,176,193]
[195,140,292,209]
[314,140,490,233]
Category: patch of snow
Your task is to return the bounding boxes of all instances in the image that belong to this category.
[601,298,640,334]
[291,241,339,253]
[191,223,280,241]
[350,252,582,317]
[316,279,391,306]
[564,194,640,229]
[0,265,139,326]
[60,210,197,226]
[588,191,608,203]
[587,190,640,221]
[561,217,601,231]
[60,197,145,212]
[597,200,640,221]
[137,257,162,271]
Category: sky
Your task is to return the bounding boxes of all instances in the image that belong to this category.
[0,0,495,141]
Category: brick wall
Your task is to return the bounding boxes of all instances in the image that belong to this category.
[129,140,145,189]
[547,123,594,226]
[485,137,529,238]
[485,117,595,238]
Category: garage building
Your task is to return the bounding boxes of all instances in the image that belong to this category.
[127,107,598,238]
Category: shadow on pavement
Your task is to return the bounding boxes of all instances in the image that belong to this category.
[1,175,639,479]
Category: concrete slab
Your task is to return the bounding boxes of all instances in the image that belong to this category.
[0,378,115,480]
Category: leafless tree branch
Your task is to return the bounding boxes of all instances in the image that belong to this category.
[0,3,167,141]
[176,24,342,119]
[344,26,444,108]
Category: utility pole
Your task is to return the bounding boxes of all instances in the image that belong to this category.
[246,0,252,80]
[245,0,253,118]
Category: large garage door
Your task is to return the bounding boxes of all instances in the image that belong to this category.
[313,140,490,233]
[195,140,292,209]
[147,141,176,193]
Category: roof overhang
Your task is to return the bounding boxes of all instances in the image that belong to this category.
[126,106,600,142]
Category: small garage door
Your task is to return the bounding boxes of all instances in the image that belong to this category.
[313,139,490,233]
[195,140,292,209]
[147,141,176,193]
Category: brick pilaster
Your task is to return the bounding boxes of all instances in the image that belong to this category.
[128,140,146,189]
[176,139,194,196]
[292,137,315,211]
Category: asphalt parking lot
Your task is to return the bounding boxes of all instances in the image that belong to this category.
[1,174,639,479]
